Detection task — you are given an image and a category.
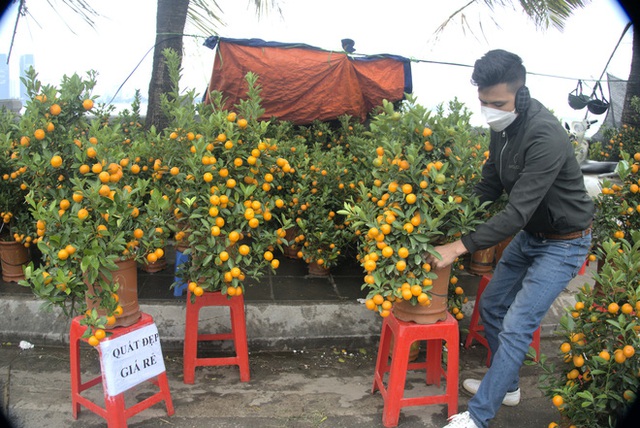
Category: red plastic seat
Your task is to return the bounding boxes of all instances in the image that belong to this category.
[183,290,250,384]
[69,312,174,427]
[465,274,541,367]
[372,311,459,428]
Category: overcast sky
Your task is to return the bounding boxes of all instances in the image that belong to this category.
[0,0,633,129]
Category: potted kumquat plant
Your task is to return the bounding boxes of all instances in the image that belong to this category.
[592,150,640,251]
[530,113,640,427]
[0,113,33,282]
[293,142,357,275]
[14,68,166,346]
[264,132,307,259]
[340,96,488,323]
[159,51,292,298]
[531,232,640,428]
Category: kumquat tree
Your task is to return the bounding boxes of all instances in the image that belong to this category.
[158,49,292,298]
[340,96,489,318]
[588,97,640,162]
[529,113,640,427]
[11,45,609,363]
[530,232,640,428]
[14,69,167,344]
[592,150,640,252]
[293,142,358,274]
[0,108,32,247]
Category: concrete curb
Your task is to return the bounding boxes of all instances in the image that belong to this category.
[0,264,594,351]
[0,295,383,351]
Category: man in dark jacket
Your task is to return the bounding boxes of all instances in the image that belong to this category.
[434,50,594,428]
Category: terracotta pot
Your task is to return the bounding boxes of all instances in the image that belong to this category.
[493,236,513,265]
[85,258,141,328]
[390,337,421,362]
[393,264,452,324]
[308,261,330,276]
[174,227,191,253]
[176,236,190,253]
[0,240,31,282]
[469,246,496,275]
[283,227,301,259]
[139,256,167,273]
[408,341,420,361]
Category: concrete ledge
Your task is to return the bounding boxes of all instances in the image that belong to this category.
[0,264,594,351]
[0,295,382,351]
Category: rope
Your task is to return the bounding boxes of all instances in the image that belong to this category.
[106,33,207,106]
[580,22,632,120]
[595,22,632,84]
[409,58,629,83]
[107,28,632,107]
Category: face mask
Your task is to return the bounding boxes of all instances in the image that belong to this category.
[481,106,518,132]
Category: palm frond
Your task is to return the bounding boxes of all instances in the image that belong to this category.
[432,0,478,42]
[248,0,282,18]
[187,0,225,36]
[506,0,591,31]
[435,0,590,41]
[45,0,100,28]
[187,0,283,37]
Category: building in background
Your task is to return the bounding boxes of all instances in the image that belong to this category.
[19,54,34,102]
[0,54,9,99]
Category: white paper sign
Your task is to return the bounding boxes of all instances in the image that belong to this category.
[99,323,166,396]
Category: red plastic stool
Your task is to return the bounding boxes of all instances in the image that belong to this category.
[372,311,459,428]
[183,290,250,384]
[464,274,541,367]
[69,312,174,427]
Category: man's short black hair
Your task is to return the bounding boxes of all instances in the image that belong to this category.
[471,49,526,92]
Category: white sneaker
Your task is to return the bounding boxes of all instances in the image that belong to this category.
[462,378,521,406]
[443,411,479,428]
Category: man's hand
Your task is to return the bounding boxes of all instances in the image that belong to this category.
[426,240,469,270]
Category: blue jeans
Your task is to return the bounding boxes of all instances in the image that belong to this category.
[467,230,591,428]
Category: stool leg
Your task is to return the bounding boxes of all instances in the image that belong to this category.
[69,323,81,419]
[463,275,493,367]
[230,299,250,382]
[372,318,392,394]
[531,327,541,362]
[157,373,175,416]
[425,339,442,387]
[183,298,199,384]
[382,332,410,428]
[104,393,127,428]
[578,258,587,276]
[445,331,459,417]
[465,274,491,349]
[464,307,482,349]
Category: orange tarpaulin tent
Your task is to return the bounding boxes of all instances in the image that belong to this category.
[203,37,412,124]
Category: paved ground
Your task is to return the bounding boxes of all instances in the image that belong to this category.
[0,334,566,428]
